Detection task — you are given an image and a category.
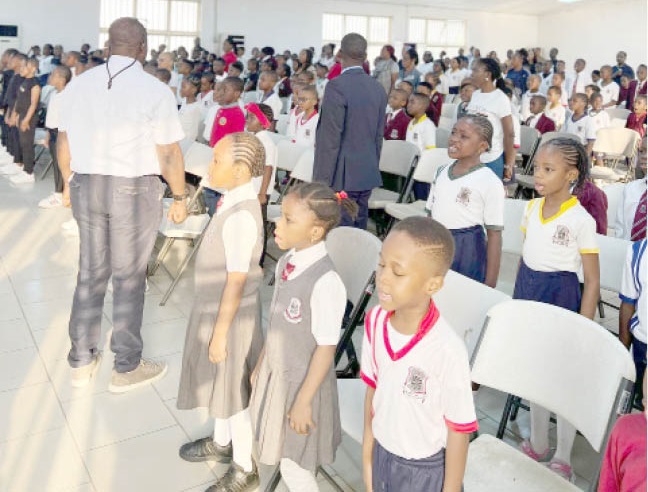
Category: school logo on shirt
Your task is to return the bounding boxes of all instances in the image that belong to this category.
[305,129,311,137]
[403,366,428,402]
[552,225,572,247]
[218,117,227,126]
[456,187,472,206]
[390,129,399,139]
[284,297,303,324]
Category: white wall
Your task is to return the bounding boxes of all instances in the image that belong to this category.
[539,0,647,73]
[0,0,99,53]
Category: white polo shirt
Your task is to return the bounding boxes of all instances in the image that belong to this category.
[562,113,597,145]
[286,107,302,140]
[219,182,261,273]
[619,240,647,344]
[598,80,620,106]
[361,304,478,460]
[544,104,566,130]
[58,55,184,177]
[426,163,505,231]
[257,91,282,121]
[520,90,541,122]
[615,179,647,240]
[252,130,278,195]
[277,242,347,346]
[45,90,62,130]
[521,197,599,273]
[406,115,436,153]
[589,110,611,133]
[467,89,512,163]
[292,111,319,147]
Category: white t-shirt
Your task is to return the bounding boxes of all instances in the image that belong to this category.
[38,55,53,76]
[615,179,647,240]
[292,111,319,147]
[58,55,184,177]
[467,89,512,163]
[178,100,202,144]
[562,113,597,145]
[278,242,346,345]
[361,305,478,460]
[544,104,566,130]
[406,115,436,153]
[252,130,278,196]
[257,91,282,121]
[598,81,620,106]
[219,182,260,273]
[445,69,464,89]
[589,110,611,133]
[539,72,554,95]
[45,90,62,129]
[520,90,541,122]
[198,91,216,117]
[427,163,505,230]
[619,240,647,343]
[520,197,599,273]
[203,103,221,141]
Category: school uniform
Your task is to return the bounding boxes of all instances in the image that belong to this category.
[257,90,282,121]
[426,163,504,283]
[4,73,23,161]
[361,303,477,492]
[407,115,437,200]
[446,69,464,94]
[562,112,597,145]
[209,102,245,147]
[565,70,592,98]
[589,109,611,133]
[178,100,202,153]
[520,90,541,121]
[506,68,530,95]
[599,413,647,492]
[177,181,264,418]
[197,90,215,116]
[316,77,328,99]
[251,243,345,473]
[292,110,319,147]
[202,103,220,141]
[539,71,554,95]
[544,104,566,130]
[0,68,14,148]
[45,89,63,193]
[276,77,292,98]
[614,178,647,240]
[14,77,40,175]
[427,92,443,126]
[514,197,599,312]
[626,112,647,138]
[383,108,410,140]
[598,80,620,107]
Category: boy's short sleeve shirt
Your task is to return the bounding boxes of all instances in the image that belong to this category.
[360,305,478,460]
[619,240,646,343]
[599,81,620,105]
[45,91,62,130]
[563,114,597,144]
[406,116,436,153]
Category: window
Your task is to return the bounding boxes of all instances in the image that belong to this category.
[322,14,391,67]
[99,0,199,53]
[407,18,466,59]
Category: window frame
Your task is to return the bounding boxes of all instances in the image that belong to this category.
[322,13,392,67]
[407,17,466,59]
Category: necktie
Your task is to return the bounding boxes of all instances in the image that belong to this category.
[631,191,647,241]
[281,261,295,282]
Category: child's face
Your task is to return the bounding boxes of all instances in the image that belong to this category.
[297,91,317,113]
[376,231,443,313]
[634,98,647,114]
[601,68,612,81]
[585,87,593,98]
[620,76,630,89]
[275,194,324,251]
[315,66,326,78]
[220,82,240,105]
[416,86,431,97]
[529,98,543,114]
[247,59,256,72]
[591,96,603,111]
[551,74,562,87]
[639,66,647,81]
[19,60,34,77]
[245,112,263,133]
[568,96,585,113]
[213,61,225,75]
[208,138,248,190]
[297,73,311,85]
[533,147,578,197]
[180,79,197,98]
[277,65,286,78]
[258,73,272,91]
[229,67,241,78]
[388,91,406,110]
[459,84,474,102]
[213,83,224,104]
[448,119,488,160]
[547,90,560,104]
[406,96,427,118]
[592,72,600,83]
[200,77,212,93]
[527,76,540,91]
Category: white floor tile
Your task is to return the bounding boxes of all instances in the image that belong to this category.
[163,398,213,442]
[21,297,74,331]
[103,294,185,327]
[13,274,78,305]
[0,318,34,354]
[0,292,23,322]
[0,347,49,392]
[151,353,183,401]
[141,318,187,358]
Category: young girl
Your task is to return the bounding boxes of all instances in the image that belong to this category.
[291,85,319,147]
[250,183,357,491]
[425,115,504,287]
[178,75,202,153]
[514,138,600,482]
[545,86,566,131]
[177,133,266,492]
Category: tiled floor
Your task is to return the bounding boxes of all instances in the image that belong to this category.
[0,163,620,491]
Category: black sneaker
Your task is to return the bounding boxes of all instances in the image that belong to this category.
[206,461,259,492]
[179,436,232,463]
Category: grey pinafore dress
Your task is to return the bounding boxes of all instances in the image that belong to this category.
[250,253,342,472]
[177,199,264,419]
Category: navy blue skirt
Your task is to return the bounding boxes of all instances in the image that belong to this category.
[373,441,446,492]
[513,260,581,313]
[450,225,487,283]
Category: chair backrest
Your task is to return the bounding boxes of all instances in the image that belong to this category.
[593,127,640,158]
[502,198,528,255]
[438,116,454,131]
[267,132,290,146]
[412,148,454,184]
[609,118,628,129]
[434,270,510,358]
[279,96,290,115]
[519,125,541,158]
[436,128,450,148]
[276,113,290,136]
[276,140,309,172]
[326,227,382,305]
[441,103,458,119]
[602,182,626,234]
[378,140,420,177]
[289,148,314,183]
[183,142,213,178]
[242,91,258,105]
[604,107,631,122]
[471,300,635,452]
[597,234,632,293]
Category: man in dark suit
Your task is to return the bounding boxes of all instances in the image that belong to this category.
[313,32,388,229]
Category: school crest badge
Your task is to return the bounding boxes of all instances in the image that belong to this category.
[403,366,427,402]
[305,129,311,137]
[552,225,571,247]
[456,187,472,206]
[284,297,303,324]
[218,117,227,126]
[390,129,399,139]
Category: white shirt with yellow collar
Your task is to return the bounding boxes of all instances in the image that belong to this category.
[406,115,436,153]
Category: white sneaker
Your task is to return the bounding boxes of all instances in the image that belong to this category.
[0,163,21,175]
[39,193,63,208]
[10,171,35,184]
[71,353,102,388]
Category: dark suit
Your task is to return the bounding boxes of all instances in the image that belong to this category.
[314,66,388,228]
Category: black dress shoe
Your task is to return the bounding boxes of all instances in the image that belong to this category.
[206,461,259,492]
[179,436,232,463]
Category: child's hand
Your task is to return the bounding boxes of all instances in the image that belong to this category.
[257,193,267,205]
[287,399,315,435]
[208,332,227,364]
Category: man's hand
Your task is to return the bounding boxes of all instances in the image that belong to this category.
[257,193,267,205]
[19,118,29,132]
[167,200,188,224]
[62,183,71,208]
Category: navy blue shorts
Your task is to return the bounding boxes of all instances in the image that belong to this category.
[513,260,581,313]
[373,441,446,492]
[450,225,487,284]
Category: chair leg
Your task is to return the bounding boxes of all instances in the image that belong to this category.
[510,396,521,421]
[264,466,282,492]
[39,158,53,180]
[160,234,204,306]
[598,299,605,319]
[497,394,516,439]
[317,466,345,491]
[149,237,176,276]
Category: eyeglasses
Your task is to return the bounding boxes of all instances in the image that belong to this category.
[297,97,315,102]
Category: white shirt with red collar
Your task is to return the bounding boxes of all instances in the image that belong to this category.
[292,110,319,146]
[361,303,478,460]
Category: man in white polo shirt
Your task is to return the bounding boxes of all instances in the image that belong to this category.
[57,17,188,392]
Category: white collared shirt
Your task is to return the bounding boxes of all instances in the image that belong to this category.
[58,55,184,177]
[544,104,566,130]
[257,91,282,121]
[292,111,319,147]
[277,242,346,345]
[620,240,647,343]
[252,130,278,195]
[220,181,260,273]
[615,179,647,240]
[598,80,620,106]
[45,90,62,130]
[562,113,597,144]
[406,115,436,153]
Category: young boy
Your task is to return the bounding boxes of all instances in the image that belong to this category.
[524,95,555,134]
[289,85,318,146]
[361,217,477,492]
[407,93,437,199]
[256,71,282,125]
[8,57,40,184]
[315,62,328,99]
[228,61,244,79]
[39,66,72,207]
[544,86,566,130]
[417,81,442,126]
[244,58,259,92]
[626,95,647,139]
[598,66,620,108]
[589,93,611,133]
[563,93,596,155]
[455,79,474,122]
[521,74,542,121]
[384,88,410,141]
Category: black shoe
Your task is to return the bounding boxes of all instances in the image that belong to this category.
[179,436,232,463]
[206,462,259,492]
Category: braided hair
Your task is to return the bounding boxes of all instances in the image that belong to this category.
[288,183,358,235]
[540,137,589,189]
[457,114,493,150]
[227,132,266,178]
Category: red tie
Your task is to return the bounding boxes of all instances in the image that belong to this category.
[281,262,295,282]
[631,191,647,241]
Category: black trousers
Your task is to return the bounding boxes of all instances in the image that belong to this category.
[19,122,37,174]
[49,129,63,192]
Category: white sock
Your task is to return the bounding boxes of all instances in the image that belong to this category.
[552,416,576,465]
[213,417,231,447]
[230,408,254,472]
[529,403,550,453]
[280,458,319,491]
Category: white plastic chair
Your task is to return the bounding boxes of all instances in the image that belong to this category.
[441,103,458,119]
[34,128,53,179]
[368,140,419,210]
[597,233,632,298]
[518,126,541,174]
[466,300,636,492]
[602,182,626,236]
[436,128,450,148]
[383,148,453,223]
[438,116,454,131]
[242,91,258,105]
[592,127,640,172]
[275,113,290,136]
[266,148,315,226]
[604,107,631,122]
[502,199,527,256]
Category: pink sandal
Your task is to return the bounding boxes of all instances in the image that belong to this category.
[546,459,575,482]
[520,439,552,462]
